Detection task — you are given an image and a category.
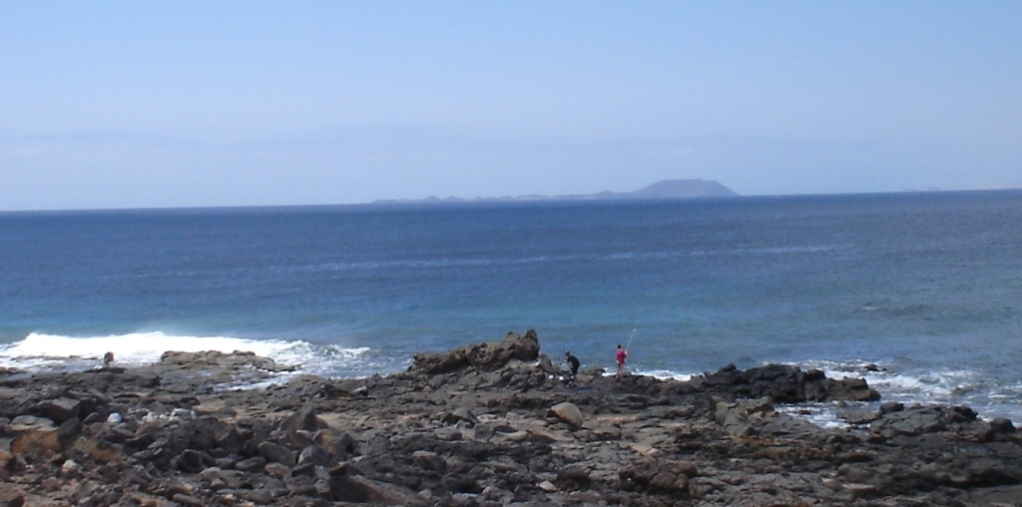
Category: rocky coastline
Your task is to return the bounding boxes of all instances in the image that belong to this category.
[2,330,1021,506]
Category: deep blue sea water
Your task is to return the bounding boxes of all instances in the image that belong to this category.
[2,191,1021,424]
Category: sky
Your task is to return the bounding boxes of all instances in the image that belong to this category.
[1,1,1020,211]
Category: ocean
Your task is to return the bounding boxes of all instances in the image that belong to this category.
[2,191,1021,425]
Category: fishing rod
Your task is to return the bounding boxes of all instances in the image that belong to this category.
[625,323,638,352]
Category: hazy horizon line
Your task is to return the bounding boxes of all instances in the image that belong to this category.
[4,186,1021,215]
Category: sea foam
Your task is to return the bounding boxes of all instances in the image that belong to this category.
[639,369,694,382]
[0,332,375,378]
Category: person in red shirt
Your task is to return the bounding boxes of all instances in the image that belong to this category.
[615,344,627,379]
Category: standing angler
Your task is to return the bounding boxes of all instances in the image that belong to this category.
[615,344,627,379]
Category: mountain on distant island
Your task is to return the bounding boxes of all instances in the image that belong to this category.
[583,179,739,200]
[375,179,738,204]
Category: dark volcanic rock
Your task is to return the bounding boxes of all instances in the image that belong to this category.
[1,332,1019,507]
[694,363,880,403]
[34,397,82,424]
[258,441,297,466]
[410,329,541,374]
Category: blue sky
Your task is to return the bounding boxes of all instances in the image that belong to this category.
[1,1,1019,210]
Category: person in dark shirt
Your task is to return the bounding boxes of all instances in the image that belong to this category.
[564,351,581,383]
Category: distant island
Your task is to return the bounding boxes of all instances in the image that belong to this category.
[374,179,739,204]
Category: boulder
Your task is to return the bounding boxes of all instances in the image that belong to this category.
[535,355,563,376]
[442,407,478,427]
[257,441,297,466]
[235,456,267,472]
[619,459,698,493]
[297,444,333,468]
[990,418,1016,434]
[715,398,773,427]
[174,449,206,473]
[557,465,592,483]
[0,491,25,507]
[538,480,557,492]
[315,430,356,460]
[810,376,881,402]
[33,398,81,424]
[837,408,879,425]
[283,405,325,433]
[9,416,60,459]
[870,406,946,438]
[328,474,426,505]
[214,425,245,453]
[548,402,584,427]
[56,417,83,447]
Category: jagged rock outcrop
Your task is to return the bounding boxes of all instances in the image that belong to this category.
[410,329,541,374]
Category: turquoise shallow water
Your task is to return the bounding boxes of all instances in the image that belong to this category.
[1,191,1021,421]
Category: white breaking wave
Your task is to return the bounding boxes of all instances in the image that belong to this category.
[770,359,1022,424]
[0,332,372,377]
[784,358,980,405]
[638,369,694,382]
[633,359,986,412]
